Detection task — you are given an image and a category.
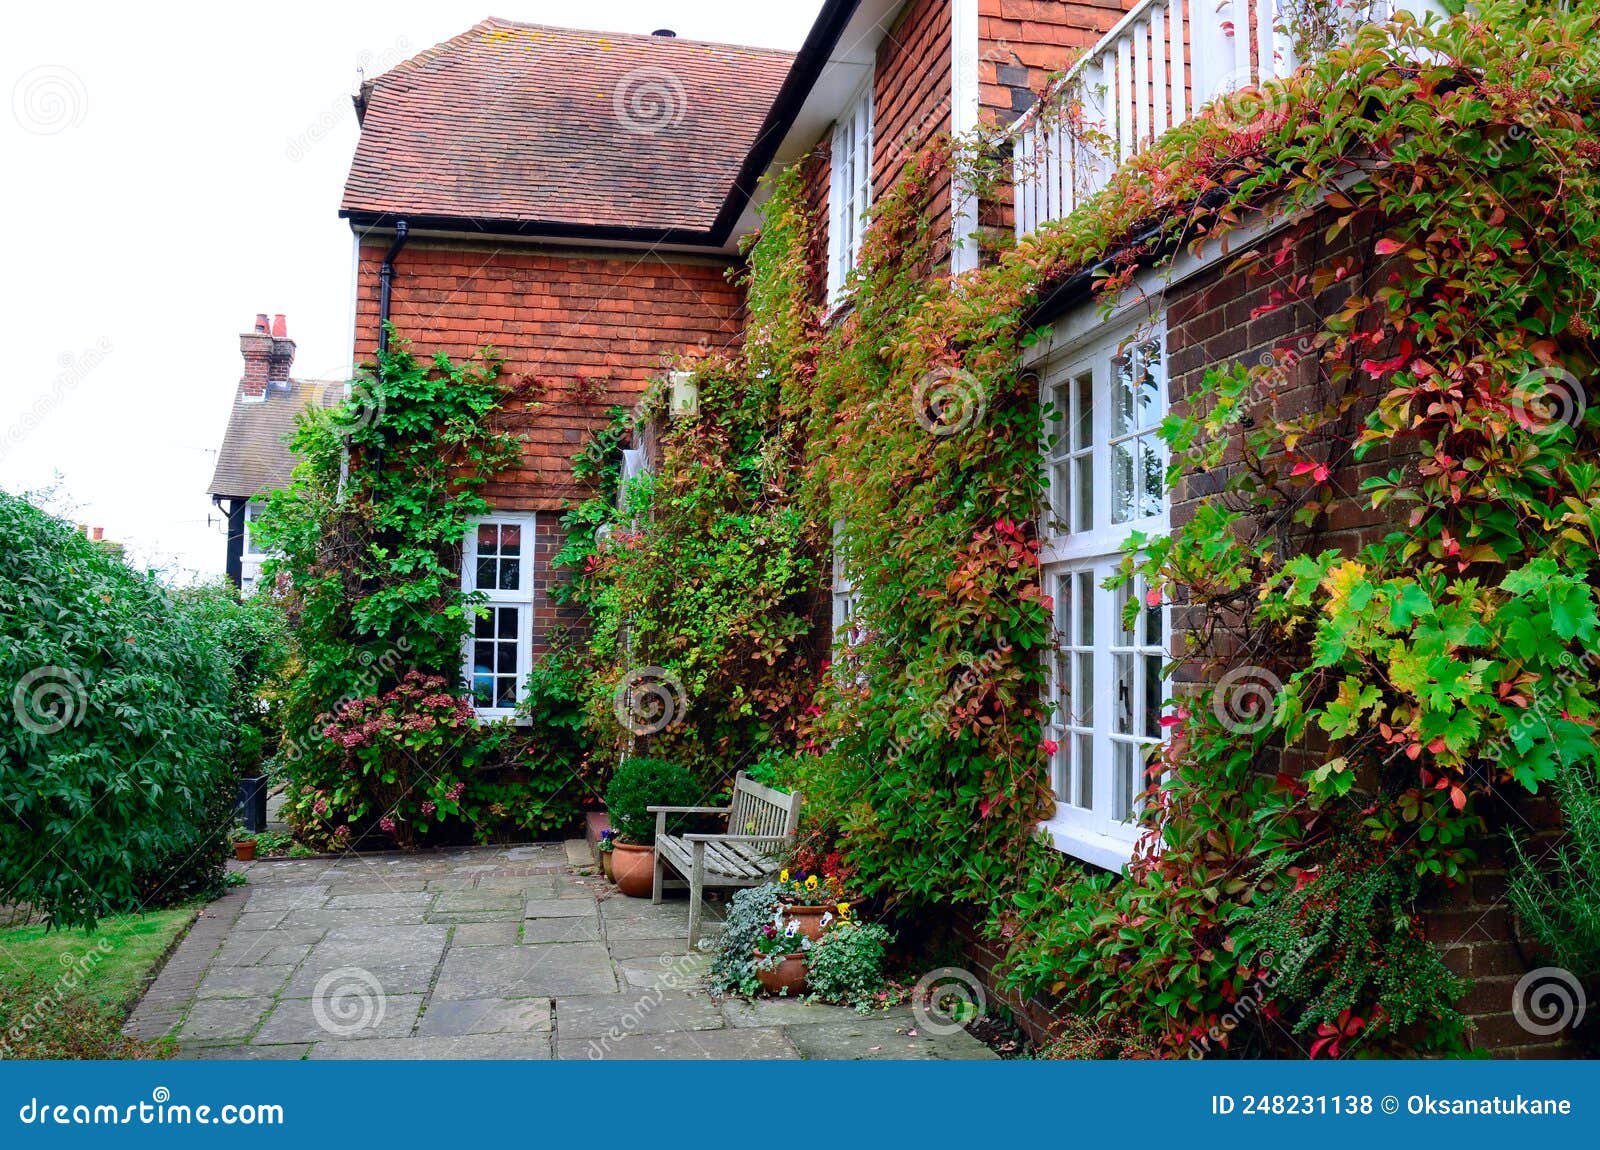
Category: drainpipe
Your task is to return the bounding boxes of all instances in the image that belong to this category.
[377,219,409,359]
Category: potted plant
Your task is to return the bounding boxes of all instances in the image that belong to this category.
[603,756,700,897]
[231,829,257,862]
[754,918,811,996]
[776,867,856,941]
[596,827,617,881]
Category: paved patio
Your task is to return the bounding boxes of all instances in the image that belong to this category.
[125,842,995,1060]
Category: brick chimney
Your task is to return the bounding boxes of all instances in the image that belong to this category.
[240,314,273,401]
[267,313,295,384]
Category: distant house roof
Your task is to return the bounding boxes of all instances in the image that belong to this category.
[340,18,796,239]
[206,381,338,500]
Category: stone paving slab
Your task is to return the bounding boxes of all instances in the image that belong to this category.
[252,993,425,1044]
[558,1026,797,1060]
[416,997,552,1037]
[554,992,722,1039]
[130,842,997,1061]
[310,1035,551,1060]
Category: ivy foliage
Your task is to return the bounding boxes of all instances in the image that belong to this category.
[257,335,586,845]
[561,1,1599,1054]
[560,169,828,783]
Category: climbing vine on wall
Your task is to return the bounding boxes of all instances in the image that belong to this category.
[565,1,1600,1055]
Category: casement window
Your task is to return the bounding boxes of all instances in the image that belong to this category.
[1040,320,1170,870]
[462,515,536,721]
[827,79,874,303]
[243,501,269,556]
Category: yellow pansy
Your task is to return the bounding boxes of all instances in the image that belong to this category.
[805,874,819,890]
[837,902,850,918]
[779,869,789,883]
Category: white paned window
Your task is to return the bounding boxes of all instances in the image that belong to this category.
[462,515,536,721]
[827,80,874,304]
[1040,320,1169,869]
[243,501,269,556]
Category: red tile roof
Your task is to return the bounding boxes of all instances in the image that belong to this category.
[341,18,796,236]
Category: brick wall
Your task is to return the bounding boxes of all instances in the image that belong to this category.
[531,511,585,657]
[1157,214,1575,1057]
[353,238,747,511]
[874,0,956,268]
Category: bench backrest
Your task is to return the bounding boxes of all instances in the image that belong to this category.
[726,772,802,840]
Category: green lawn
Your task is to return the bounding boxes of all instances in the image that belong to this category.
[0,906,197,1059]
[0,906,197,1011]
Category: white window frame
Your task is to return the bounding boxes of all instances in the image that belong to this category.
[827,78,875,304]
[1039,317,1170,870]
[461,513,536,723]
[242,500,269,556]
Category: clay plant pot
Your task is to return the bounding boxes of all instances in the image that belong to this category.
[755,952,808,997]
[611,841,655,897]
[783,906,833,941]
[233,839,257,862]
[783,901,859,941]
[601,850,615,882]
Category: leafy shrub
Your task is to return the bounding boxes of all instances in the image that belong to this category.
[806,920,896,1011]
[0,492,236,928]
[1231,842,1468,1052]
[708,882,784,997]
[177,583,290,777]
[604,756,699,844]
[1509,759,1600,981]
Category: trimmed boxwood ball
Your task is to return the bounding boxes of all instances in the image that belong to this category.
[604,756,700,844]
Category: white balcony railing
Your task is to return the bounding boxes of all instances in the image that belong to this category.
[1013,0,1445,238]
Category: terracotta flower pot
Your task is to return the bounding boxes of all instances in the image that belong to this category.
[600,850,615,882]
[755,952,808,996]
[233,840,257,861]
[783,906,834,941]
[611,841,655,897]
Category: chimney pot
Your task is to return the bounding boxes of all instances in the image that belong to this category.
[91,527,104,542]
[271,314,287,338]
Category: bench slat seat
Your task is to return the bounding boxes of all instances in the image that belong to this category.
[649,772,802,948]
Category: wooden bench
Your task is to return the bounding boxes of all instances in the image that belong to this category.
[651,772,802,949]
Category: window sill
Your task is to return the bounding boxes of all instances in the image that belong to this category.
[472,710,530,727]
[1039,818,1135,873]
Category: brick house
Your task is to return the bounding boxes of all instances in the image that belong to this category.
[207,314,338,594]
[335,1,1561,1053]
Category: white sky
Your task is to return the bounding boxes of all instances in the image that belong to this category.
[0,1,821,581]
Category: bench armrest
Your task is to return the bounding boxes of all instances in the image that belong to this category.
[682,833,793,844]
[646,805,732,815]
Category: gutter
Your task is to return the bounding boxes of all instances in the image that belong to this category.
[376,219,408,358]
[338,0,861,251]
